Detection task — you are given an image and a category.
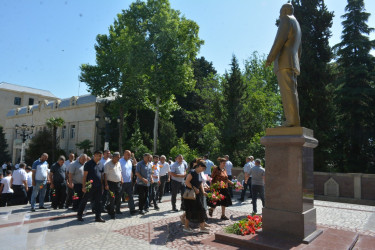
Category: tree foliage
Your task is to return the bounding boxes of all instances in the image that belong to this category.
[333,0,375,172]
[76,139,93,155]
[0,126,11,164]
[46,117,65,162]
[291,0,337,171]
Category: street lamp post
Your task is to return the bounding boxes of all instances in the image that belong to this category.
[104,115,111,151]
[15,123,35,163]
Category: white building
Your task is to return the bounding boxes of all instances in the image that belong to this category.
[0,82,57,128]
[4,94,112,163]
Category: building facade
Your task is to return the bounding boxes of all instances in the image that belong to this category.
[4,94,111,163]
[0,82,57,128]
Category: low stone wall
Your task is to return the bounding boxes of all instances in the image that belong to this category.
[231,168,375,203]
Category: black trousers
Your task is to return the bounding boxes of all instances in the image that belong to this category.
[228,175,233,197]
[73,184,83,210]
[0,193,13,206]
[240,177,252,199]
[65,186,74,208]
[171,180,185,210]
[27,186,33,204]
[11,185,28,205]
[77,185,102,218]
[158,175,168,201]
[107,181,121,215]
[251,185,265,213]
[52,182,67,209]
[137,184,149,211]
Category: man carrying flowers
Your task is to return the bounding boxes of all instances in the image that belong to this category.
[104,152,123,219]
[77,150,105,222]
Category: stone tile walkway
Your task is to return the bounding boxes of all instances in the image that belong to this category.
[0,194,373,250]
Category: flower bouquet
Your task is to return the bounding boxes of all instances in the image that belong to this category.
[123,192,130,201]
[39,184,44,189]
[232,180,244,191]
[85,180,93,192]
[109,190,115,198]
[225,215,262,236]
[72,192,79,200]
[207,190,224,206]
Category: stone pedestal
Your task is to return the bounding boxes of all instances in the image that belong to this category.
[260,127,321,242]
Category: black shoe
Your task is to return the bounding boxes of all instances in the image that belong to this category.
[53,207,58,210]
[248,196,252,198]
[238,198,244,202]
[130,210,138,215]
[77,216,84,221]
[158,200,162,203]
[39,206,47,209]
[95,217,105,223]
[172,208,178,212]
[31,208,36,212]
[59,206,64,209]
[144,209,149,213]
[149,203,153,207]
[110,214,115,219]
[139,210,145,215]
[155,206,160,210]
[116,211,123,214]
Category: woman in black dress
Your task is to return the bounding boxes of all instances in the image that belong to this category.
[183,160,209,233]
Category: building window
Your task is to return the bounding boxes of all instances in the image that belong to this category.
[28,98,34,105]
[14,97,21,105]
[70,125,76,138]
[61,126,66,139]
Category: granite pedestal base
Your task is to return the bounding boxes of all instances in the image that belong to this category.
[260,127,320,242]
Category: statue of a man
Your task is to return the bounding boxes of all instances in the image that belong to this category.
[266,2,302,127]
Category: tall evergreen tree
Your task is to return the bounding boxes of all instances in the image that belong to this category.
[221,55,248,166]
[333,0,375,172]
[291,0,336,171]
[0,126,11,164]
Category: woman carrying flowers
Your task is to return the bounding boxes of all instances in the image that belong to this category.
[183,160,209,233]
[208,157,233,220]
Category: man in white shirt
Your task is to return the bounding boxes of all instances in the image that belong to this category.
[149,155,160,210]
[203,155,214,177]
[0,170,14,206]
[157,155,170,203]
[170,154,187,212]
[239,156,254,202]
[11,162,28,205]
[104,152,123,219]
[30,153,49,211]
[100,150,111,213]
[25,166,33,203]
[119,150,137,215]
[224,155,234,197]
[1,162,7,176]
[64,153,75,209]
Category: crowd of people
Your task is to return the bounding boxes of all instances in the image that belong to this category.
[0,150,265,233]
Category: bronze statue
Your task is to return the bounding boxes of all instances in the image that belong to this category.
[266,2,302,127]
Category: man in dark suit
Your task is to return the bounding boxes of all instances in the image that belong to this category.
[266,3,302,127]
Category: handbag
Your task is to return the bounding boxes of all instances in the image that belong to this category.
[183,187,196,200]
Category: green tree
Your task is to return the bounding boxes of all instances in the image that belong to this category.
[197,123,220,160]
[169,138,198,164]
[333,0,375,172]
[46,117,65,162]
[0,126,11,164]
[291,0,337,171]
[221,55,248,167]
[76,139,93,155]
[242,52,282,161]
[158,119,178,155]
[25,130,65,166]
[129,118,151,160]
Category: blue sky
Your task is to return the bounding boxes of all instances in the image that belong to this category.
[1,0,374,99]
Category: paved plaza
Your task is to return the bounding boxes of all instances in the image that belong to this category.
[0,193,374,250]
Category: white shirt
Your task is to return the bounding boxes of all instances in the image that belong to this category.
[26,171,33,187]
[12,168,27,185]
[1,176,13,193]
[225,160,233,175]
[99,157,110,169]
[151,163,160,182]
[158,161,170,176]
[104,160,122,182]
[2,164,7,170]
[65,160,72,172]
